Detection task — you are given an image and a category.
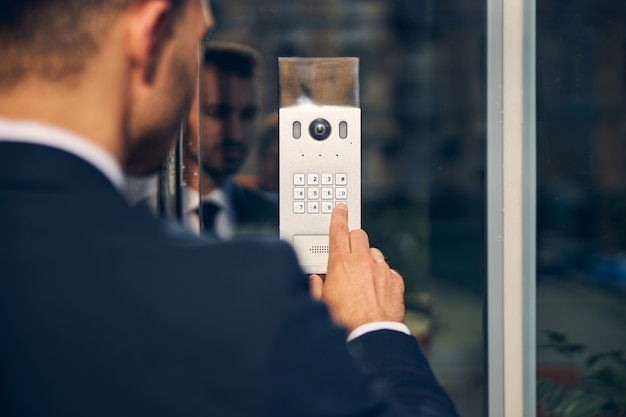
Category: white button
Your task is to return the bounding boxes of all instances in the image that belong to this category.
[321,188,333,199]
[335,174,347,185]
[293,202,305,213]
[307,188,319,199]
[336,188,348,200]
[321,174,333,185]
[307,173,319,185]
[293,187,305,200]
[294,174,305,186]
[307,201,319,214]
[322,202,333,213]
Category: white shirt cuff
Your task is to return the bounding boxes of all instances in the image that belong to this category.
[346,321,411,342]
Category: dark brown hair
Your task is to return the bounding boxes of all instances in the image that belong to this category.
[202,41,261,79]
[0,0,186,88]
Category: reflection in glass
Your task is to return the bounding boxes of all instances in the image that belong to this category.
[536,1,626,416]
[181,41,279,240]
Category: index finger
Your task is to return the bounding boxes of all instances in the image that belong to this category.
[329,203,350,254]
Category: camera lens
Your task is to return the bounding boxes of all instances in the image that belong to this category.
[309,118,332,141]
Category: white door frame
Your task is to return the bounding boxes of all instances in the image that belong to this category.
[486,0,536,415]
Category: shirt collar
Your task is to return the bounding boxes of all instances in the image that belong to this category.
[181,181,235,215]
[0,118,125,191]
[203,181,234,213]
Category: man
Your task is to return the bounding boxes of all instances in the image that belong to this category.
[0,1,458,416]
[182,41,277,239]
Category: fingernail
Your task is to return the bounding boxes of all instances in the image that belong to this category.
[370,247,385,263]
[335,202,347,210]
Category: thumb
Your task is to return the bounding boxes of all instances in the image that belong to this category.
[309,274,324,300]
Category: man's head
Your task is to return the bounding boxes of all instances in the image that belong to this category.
[184,41,261,187]
[0,0,214,175]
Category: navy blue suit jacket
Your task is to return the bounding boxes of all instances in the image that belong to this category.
[0,142,458,417]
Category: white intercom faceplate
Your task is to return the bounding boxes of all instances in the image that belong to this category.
[279,105,361,274]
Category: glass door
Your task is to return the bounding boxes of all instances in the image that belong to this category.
[209,1,488,416]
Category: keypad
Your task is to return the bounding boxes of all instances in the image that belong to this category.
[293,172,348,214]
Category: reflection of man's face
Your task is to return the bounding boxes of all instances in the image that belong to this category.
[187,65,259,179]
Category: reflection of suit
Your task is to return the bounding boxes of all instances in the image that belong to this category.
[182,182,278,239]
[0,141,458,416]
[229,182,278,238]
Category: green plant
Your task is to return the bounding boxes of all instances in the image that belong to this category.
[537,330,626,417]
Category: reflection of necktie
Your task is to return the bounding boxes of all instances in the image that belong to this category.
[199,201,221,237]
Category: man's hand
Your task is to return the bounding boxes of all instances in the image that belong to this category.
[309,203,405,333]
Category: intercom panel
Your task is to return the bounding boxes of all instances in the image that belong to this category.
[278,57,361,274]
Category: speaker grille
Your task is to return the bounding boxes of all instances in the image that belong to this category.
[309,245,329,254]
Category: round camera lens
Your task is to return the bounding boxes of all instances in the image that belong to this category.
[309,118,331,141]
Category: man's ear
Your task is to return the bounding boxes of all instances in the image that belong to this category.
[125,0,175,85]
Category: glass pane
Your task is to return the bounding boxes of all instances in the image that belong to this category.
[180,41,279,239]
[209,1,486,416]
[536,2,626,416]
